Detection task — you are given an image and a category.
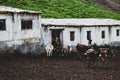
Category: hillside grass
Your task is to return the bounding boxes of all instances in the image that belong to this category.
[0,0,120,19]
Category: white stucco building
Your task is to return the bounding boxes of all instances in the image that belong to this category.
[0,6,41,52]
[41,18,120,47]
[0,6,120,54]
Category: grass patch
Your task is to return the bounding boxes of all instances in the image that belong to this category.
[0,0,120,19]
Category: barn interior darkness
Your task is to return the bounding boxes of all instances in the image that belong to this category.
[51,29,62,47]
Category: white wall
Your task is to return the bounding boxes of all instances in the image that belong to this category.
[95,26,109,45]
[41,26,51,46]
[0,14,13,42]
[0,13,41,48]
[42,26,80,46]
[42,25,120,46]
[0,13,14,47]
[63,27,80,46]
[81,27,96,45]
[110,26,120,46]
[80,26,120,46]
[80,26,111,45]
[13,14,41,45]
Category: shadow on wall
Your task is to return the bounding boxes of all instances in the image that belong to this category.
[0,42,7,48]
[0,42,14,53]
[0,41,46,55]
[15,41,46,55]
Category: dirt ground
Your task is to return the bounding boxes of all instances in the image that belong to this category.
[0,51,120,80]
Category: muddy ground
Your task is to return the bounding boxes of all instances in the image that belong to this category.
[0,51,120,80]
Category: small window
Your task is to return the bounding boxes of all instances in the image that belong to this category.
[21,20,32,30]
[70,31,75,41]
[116,29,119,36]
[87,31,91,40]
[101,31,105,38]
[0,19,6,30]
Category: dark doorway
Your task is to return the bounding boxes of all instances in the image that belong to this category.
[51,29,63,47]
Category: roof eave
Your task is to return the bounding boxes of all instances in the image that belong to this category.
[0,11,41,14]
[42,24,120,27]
